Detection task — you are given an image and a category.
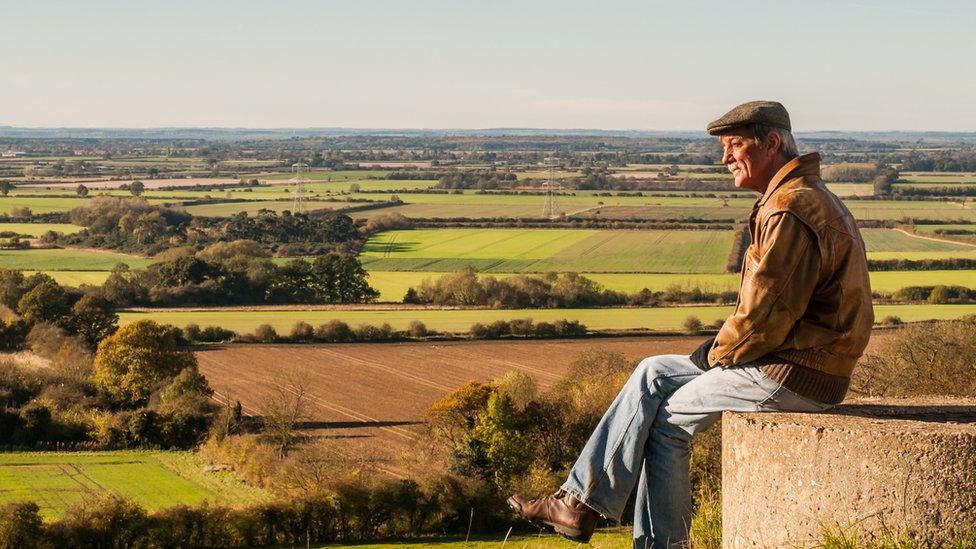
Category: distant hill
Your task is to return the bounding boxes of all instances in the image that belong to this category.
[1,126,974,143]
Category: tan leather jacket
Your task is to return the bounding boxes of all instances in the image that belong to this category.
[707,153,874,377]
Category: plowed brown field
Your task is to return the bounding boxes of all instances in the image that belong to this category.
[196,333,894,477]
[196,336,701,476]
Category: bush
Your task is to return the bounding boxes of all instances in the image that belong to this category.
[853,320,976,397]
[354,323,394,342]
[253,324,278,344]
[682,316,704,335]
[314,320,354,342]
[182,323,202,342]
[0,501,43,548]
[407,320,428,338]
[199,325,236,343]
[879,315,903,325]
[290,321,314,342]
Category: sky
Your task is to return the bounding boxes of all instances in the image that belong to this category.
[2,0,974,131]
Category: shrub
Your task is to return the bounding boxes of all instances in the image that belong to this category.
[407,320,428,338]
[354,323,395,342]
[879,315,903,325]
[853,320,976,397]
[314,320,354,342]
[0,501,43,548]
[290,321,314,342]
[182,323,202,342]
[199,325,235,343]
[682,316,704,335]
[253,324,278,344]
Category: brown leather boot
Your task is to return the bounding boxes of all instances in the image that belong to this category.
[507,489,600,543]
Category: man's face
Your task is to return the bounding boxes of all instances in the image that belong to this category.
[719,129,778,193]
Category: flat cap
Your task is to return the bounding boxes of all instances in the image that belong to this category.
[706,100,791,135]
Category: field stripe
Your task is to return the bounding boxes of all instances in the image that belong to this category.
[893,227,976,248]
[306,347,455,392]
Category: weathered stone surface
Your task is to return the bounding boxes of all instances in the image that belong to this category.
[722,398,976,548]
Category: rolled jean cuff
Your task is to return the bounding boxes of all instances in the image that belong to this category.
[560,483,616,521]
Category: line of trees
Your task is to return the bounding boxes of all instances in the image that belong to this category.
[403,269,737,308]
[95,243,378,307]
[1,309,216,451]
[52,196,362,256]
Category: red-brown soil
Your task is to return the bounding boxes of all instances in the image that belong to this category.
[196,332,895,477]
[196,336,700,476]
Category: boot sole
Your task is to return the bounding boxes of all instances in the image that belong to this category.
[506,496,593,544]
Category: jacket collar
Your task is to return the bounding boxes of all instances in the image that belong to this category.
[757,152,821,206]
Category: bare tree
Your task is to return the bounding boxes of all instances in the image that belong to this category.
[261,367,312,456]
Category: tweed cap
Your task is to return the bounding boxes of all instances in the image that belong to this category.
[706,100,791,135]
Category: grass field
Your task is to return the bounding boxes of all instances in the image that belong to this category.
[348,192,976,222]
[23,270,112,286]
[0,196,93,214]
[364,270,976,301]
[183,200,367,217]
[119,303,976,333]
[256,169,391,181]
[901,172,976,183]
[0,248,151,271]
[861,228,976,260]
[0,223,84,236]
[360,229,733,273]
[0,451,273,519]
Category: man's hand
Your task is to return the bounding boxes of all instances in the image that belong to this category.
[690,336,716,370]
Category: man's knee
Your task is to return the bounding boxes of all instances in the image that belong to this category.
[633,354,697,386]
[634,355,668,382]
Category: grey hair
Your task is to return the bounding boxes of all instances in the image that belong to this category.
[752,124,799,160]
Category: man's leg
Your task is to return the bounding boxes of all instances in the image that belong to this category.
[559,354,704,520]
[631,365,832,549]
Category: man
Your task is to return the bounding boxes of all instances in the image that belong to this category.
[508,101,874,548]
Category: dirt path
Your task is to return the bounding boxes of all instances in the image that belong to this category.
[893,228,976,248]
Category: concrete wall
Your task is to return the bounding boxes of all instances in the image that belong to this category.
[722,398,976,548]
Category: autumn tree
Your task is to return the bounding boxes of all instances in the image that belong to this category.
[68,294,119,348]
[16,280,73,326]
[93,320,196,407]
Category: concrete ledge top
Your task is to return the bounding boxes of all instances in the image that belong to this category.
[725,397,976,434]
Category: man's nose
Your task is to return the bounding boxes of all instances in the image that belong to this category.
[721,147,733,164]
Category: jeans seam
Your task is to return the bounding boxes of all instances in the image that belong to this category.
[755,385,784,410]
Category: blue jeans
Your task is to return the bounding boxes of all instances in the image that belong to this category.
[560,354,831,549]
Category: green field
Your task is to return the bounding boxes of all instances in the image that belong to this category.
[256,169,391,181]
[365,270,976,301]
[0,196,172,214]
[183,200,367,217]
[0,223,84,236]
[861,228,976,260]
[23,270,112,286]
[346,192,976,222]
[901,172,976,184]
[117,303,976,334]
[0,248,151,271]
[0,451,273,519]
[0,196,93,214]
[360,229,733,273]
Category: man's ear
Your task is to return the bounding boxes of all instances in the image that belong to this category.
[765,131,782,158]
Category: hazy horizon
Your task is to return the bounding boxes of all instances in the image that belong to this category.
[3,0,974,132]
